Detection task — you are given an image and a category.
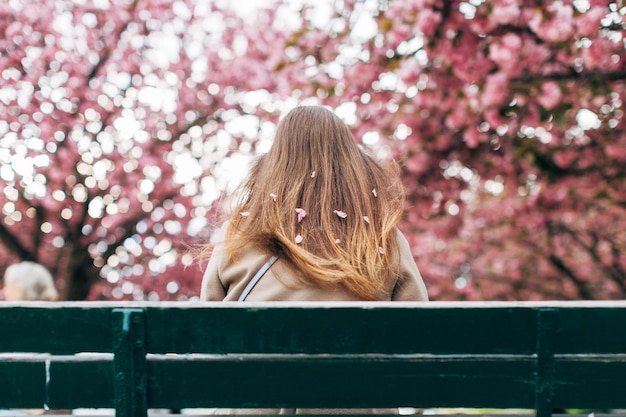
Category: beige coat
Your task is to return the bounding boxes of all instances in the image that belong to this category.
[199,223,428,414]
[200,224,428,303]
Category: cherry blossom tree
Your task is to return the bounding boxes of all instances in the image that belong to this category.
[1,0,625,301]
[279,0,626,300]
[0,0,287,300]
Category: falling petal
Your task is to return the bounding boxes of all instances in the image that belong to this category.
[378,246,385,254]
[333,210,347,218]
[311,171,316,178]
[269,192,277,202]
[240,211,250,217]
[295,234,303,244]
[363,216,370,223]
[295,207,307,222]
[372,188,377,197]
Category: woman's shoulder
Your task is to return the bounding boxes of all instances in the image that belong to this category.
[208,220,233,248]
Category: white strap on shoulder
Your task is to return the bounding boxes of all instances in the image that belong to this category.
[238,255,279,302]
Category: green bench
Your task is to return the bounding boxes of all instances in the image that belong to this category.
[1,301,626,417]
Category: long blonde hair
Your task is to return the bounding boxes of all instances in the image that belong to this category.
[223,105,405,300]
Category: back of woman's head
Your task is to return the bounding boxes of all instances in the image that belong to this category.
[226,105,406,300]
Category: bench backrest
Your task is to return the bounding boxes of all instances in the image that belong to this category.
[1,301,626,417]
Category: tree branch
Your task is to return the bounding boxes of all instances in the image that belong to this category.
[85,0,140,83]
[0,220,34,260]
[514,70,626,84]
[517,228,595,299]
[559,224,626,294]
[547,253,595,299]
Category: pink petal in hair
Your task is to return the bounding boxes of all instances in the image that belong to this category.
[269,192,277,202]
[333,210,347,219]
[295,208,307,222]
[240,211,250,217]
[295,234,303,244]
[363,216,370,223]
[378,246,385,254]
[335,239,341,244]
[372,188,377,198]
[311,171,316,178]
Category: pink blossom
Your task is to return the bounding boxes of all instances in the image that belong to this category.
[587,0,611,6]
[605,144,626,161]
[488,33,522,75]
[5,22,23,38]
[529,2,575,42]
[576,7,607,37]
[521,104,541,127]
[553,150,577,169]
[343,64,379,88]
[581,38,619,71]
[536,81,562,111]
[295,208,306,222]
[395,59,423,85]
[299,29,328,51]
[404,151,430,175]
[445,105,470,130]
[489,0,521,25]
[463,127,486,148]
[415,9,441,36]
[484,109,506,128]
[386,23,412,49]
[482,72,510,107]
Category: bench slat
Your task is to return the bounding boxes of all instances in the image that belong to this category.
[145,357,536,409]
[553,359,626,408]
[8,355,626,410]
[0,359,113,409]
[4,356,536,409]
[145,305,626,355]
[144,305,539,354]
[0,306,112,354]
[554,308,626,354]
[0,361,45,407]
[3,303,626,355]
[47,360,113,408]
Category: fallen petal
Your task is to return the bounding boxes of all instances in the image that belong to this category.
[363,216,370,223]
[333,210,347,218]
[372,188,377,197]
[269,192,277,202]
[295,234,303,244]
[295,207,307,222]
[240,211,250,217]
[378,246,385,254]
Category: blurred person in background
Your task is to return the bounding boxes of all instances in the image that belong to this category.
[1,261,62,416]
[3,261,59,301]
